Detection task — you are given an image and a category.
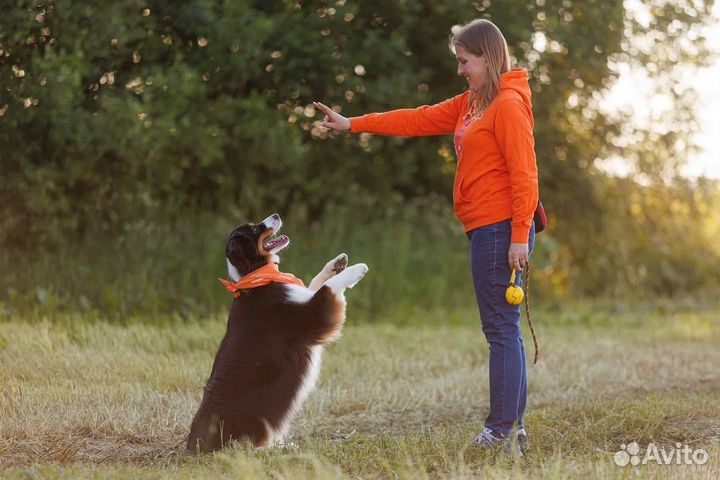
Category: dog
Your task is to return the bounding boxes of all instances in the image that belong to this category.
[186,213,368,453]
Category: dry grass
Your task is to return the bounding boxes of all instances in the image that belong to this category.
[1,306,719,478]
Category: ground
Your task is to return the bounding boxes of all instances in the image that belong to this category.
[1,305,718,479]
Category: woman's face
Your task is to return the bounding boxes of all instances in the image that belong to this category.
[455,44,488,92]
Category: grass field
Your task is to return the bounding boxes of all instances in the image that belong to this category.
[1,305,719,479]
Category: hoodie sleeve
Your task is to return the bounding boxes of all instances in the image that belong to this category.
[494,96,539,244]
[349,93,466,137]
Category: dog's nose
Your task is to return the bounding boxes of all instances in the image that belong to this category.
[271,213,280,220]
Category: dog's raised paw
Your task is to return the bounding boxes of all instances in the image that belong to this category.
[344,263,368,288]
[325,262,368,294]
[332,253,348,274]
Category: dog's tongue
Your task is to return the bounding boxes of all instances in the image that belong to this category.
[264,235,289,251]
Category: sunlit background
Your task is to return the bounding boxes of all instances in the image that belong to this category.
[603,0,720,179]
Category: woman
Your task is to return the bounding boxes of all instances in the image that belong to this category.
[315,19,538,453]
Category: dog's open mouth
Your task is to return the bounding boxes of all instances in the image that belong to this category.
[259,228,290,255]
[263,234,290,253]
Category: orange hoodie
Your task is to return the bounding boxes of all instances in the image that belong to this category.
[349,69,539,243]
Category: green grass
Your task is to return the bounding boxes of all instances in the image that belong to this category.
[1,306,719,478]
[0,199,566,321]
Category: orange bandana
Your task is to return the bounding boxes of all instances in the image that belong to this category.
[219,262,305,297]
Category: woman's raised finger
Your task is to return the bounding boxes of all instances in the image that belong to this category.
[313,101,332,115]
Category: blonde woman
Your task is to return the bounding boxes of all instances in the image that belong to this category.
[316,19,538,453]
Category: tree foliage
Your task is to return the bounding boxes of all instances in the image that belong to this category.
[1,0,717,300]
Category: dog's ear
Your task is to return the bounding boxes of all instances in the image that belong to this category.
[226,232,263,277]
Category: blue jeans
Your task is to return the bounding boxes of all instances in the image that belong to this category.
[467,219,535,437]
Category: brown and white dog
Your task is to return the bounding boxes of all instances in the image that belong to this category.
[186,213,368,453]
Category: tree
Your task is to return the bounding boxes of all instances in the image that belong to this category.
[1,0,716,297]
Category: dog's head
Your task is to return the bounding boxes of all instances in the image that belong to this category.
[225,213,290,281]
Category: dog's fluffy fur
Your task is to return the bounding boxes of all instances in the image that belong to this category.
[186,213,367,453]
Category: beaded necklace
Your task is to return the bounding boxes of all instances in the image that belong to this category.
[464,90,486,126]
[454,90,485,157]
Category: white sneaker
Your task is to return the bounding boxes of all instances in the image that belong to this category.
[516,427,529,455]
[472,428,510,449]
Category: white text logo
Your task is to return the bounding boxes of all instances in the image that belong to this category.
[614,442,709,467]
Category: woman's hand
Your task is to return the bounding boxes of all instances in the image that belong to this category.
[508,243,529,271]
[313,101,351,131]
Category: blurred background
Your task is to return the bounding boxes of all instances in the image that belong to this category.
[1,0,719,322]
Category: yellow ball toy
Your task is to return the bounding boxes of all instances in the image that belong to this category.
[505,268,524,305]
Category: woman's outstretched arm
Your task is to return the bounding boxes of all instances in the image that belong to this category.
[314,94,466,137]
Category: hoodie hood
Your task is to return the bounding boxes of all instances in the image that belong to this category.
[499,68,533,122]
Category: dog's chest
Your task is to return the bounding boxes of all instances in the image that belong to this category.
[282,284,315,304]
[288,345,323,415]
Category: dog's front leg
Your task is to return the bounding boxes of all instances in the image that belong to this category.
[300,262,368,345]
[308,253,348,292]
[324,263,368,296]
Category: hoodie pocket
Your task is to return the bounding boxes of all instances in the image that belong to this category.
[453,175,473,224]
[454,176,470,203]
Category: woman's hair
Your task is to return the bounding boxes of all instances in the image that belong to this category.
[450,19,511,112]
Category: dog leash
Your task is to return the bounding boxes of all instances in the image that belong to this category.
[523,262,539,365]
